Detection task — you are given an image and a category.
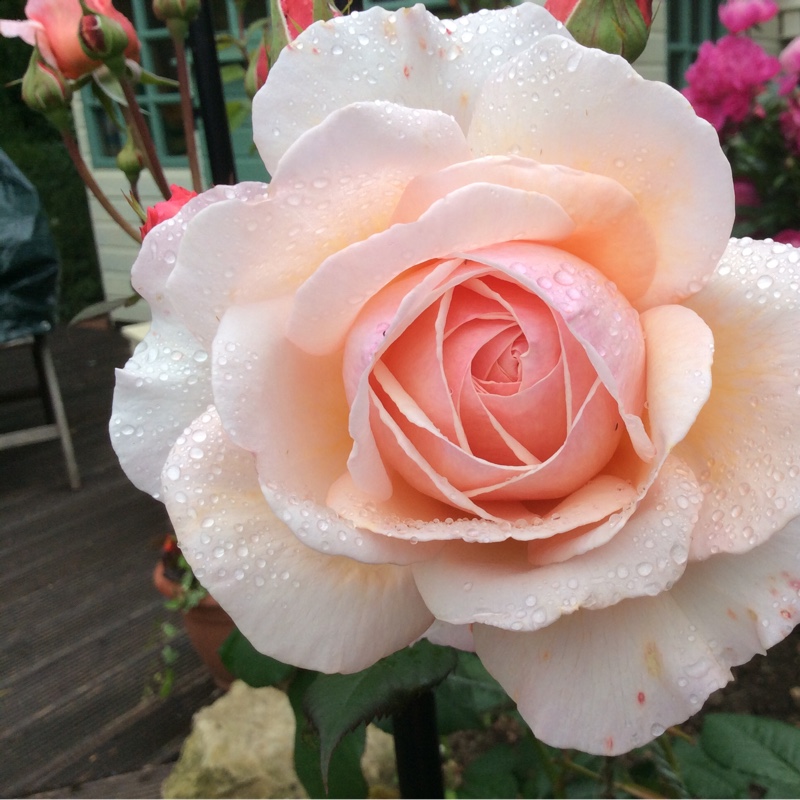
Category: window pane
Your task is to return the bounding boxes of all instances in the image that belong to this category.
[158,103,188,156]
[91,108,125,157]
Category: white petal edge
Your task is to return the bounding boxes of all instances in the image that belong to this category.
[162,406,433,673]
[473,516,800,755]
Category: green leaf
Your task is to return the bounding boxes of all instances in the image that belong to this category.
[434,651,510,734]
[137,67,180,88]
[220,63,245,83]
[672,738,750,799]
[226,99,250,133]
[289,670,368,799]
[304,640,457,780]
[457,743,519,799]
[219,628,295,687]
[699,714,800,795]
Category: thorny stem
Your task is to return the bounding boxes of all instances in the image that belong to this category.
[169,26,203,192]
[119,76,172,199]
[561,758,665,800]
[530,736,563,798]
[61,129,142,243]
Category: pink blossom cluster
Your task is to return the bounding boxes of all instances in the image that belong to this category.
[683,35,780,131]
[718,0,779,33]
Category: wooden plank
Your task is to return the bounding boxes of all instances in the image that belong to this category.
[0,325,218,798]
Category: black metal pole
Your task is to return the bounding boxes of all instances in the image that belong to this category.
[188,2,237,185]
[392,690,445,799]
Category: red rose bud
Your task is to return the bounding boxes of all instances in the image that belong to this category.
[545,0,652,63]
[21,49,73,130]
[140,184,198,238]
[153,0,201,23]
[78,9,130,70]
[244,40,269,98]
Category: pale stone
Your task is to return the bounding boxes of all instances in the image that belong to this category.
[162,680,397,799]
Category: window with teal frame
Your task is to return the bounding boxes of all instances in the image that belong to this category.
[667,0,724,88]
[82,0,268,180]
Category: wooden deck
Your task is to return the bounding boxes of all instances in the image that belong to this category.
[0,324,219,799]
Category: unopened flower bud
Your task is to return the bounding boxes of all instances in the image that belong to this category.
[545,0,652,63]
[78,7,130,72]
[153,0,201,23]
[116,129,145,185]
[244,41,269,99]
[21,49,73,130]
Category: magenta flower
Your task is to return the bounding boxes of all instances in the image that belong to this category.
[718,0,779,34]
[683,35,780,132]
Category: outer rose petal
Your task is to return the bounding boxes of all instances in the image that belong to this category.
[162,407,433,673]
[676,239,800,559]
[110,184,265,498]
[213,297,441,566]
[253,4,570,172]
[473,517,800,755]
[468,35,734,309]
[411,454,698,630]
[168,102,470,348]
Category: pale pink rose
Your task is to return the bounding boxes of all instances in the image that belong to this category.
[718,0,779,33]
[111,5,800,755]
[0,0,140,80]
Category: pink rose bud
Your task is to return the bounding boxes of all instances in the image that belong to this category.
[0,0,140,80]
[140,184,198,238]
[78,9,130,64]
[545,0,652,63]
[244,40,269,99]
[152,0,200,23]
[718,0,779,34]
[21,48,73,130]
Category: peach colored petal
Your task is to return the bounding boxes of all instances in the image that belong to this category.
[676,239,800,560]
[162,408,433,673]
[253,3,570,172]
[422,621,475,652]
[328,470,636,544]
[393,156,657,303]
[473,517,800,755]
[168,102,468,348]
[639,304,714,455]
[110,185,261,499]
[468,36,734,309]
[412,455,698,631]
[212,298,433,567]
[0,19,49,62]
[459,243,652,461]
[288,185,576,356]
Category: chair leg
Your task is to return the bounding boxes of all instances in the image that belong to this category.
[32,338,56,423]
[35,336,81,490]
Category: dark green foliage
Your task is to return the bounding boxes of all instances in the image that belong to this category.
[289,671,369,799]
[303,639,457,780]
[0,4,103,322]
[219,628,295,688]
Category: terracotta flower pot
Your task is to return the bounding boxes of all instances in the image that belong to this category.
[153,561,235,690]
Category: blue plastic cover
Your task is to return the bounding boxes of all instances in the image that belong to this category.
[0,147,59,343]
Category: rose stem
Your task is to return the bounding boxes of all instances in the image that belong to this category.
[61,129,142,243]
[169,25,203,192]
[119,77,172,199]
[392,690,445,798]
